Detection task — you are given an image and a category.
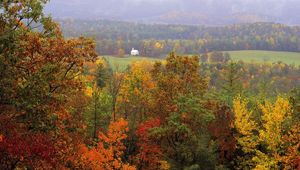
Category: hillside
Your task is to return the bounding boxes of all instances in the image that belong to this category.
[57,20,300,57]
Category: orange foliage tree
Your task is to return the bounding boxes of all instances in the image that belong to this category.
[79,119,136,170]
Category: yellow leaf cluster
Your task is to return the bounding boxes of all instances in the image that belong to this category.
[233,96,258,153]
[159,161,171,170]
[119,61,155,107]
[252,150,277,170]
[234,96,294,169]
[85,86,93,97]
[96,57,107,66]
[154,42,164,49]
[259,96,292,151]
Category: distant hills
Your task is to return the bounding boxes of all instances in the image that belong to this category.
[144,12,271,26]
[45,0,300,26]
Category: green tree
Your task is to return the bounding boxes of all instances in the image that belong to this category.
[85,87,112,139]
[219,61,244,105]
[96,57,113,89]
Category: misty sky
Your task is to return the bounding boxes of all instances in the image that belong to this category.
[45,0,300,25]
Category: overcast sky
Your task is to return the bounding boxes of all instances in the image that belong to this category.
[45,0,300,25]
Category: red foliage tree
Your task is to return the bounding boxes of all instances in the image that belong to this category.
[133,118,164,170]
[207,101,236,165]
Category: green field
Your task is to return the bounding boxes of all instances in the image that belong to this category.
[103,50,300,69]
[103,56,162,70]
[228,50,300,66]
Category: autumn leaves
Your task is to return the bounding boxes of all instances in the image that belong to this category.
[233,96,299,169]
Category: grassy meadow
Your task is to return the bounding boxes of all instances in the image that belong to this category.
[102,50,300,69]
[228,50,300,66]
[103,55,162,70]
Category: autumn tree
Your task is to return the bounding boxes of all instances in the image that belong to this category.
[254,97,292,169]
[233,96,258,169]
[208,101,236,166]
[152,107,217,169]
[108,71,125,121]
[151,52,207,119]
[118,61,156,124]
[132,118,168,170]
[79,119,136,170]
[148,53,217,169]
[0,0,97,168]
[83,58,114,140]
[233,96,297,169]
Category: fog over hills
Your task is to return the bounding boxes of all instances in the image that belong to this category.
[45,0,300,25]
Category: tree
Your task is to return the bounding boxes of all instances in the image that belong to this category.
[117,48,126,57]
[85,86,112,139]
[219,61,244,105]
[118,61,156,123]
[148,53,216,169]
[209,52,229,63]
[79,119,136,170]
[152,110,217,169]
[132,118,167,170]
[208,101,236,166]
[281,123,300,169]
[108,71,125,121]
[254,97,292,169]
[96,57,113,89]
[0,1,98,168]
[233,96,297,169]
[151,52,208,119]
[233,96,258,169]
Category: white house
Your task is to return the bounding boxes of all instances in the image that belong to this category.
[131,48,139,56]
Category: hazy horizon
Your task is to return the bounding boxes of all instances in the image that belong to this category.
[45,0,300,25]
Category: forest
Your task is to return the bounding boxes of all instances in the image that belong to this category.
[0,1,300,170]
[59,19,300,57]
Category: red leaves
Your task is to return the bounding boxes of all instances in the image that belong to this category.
[0,133,56,165]
[134,118,163,169]
[208,102,236,164]
[136,118,160,139]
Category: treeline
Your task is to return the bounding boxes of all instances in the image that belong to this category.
[198,52,300,96]
[59,19,300,56]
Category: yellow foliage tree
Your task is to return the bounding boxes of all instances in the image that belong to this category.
[233,96,258,153]
[119,61,156,122]
[234,96,295,169]
[233,96,258,168]
[254,97,292,169]
[259,97,291,151]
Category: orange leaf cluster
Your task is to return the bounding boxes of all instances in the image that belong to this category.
[80,119,136,170]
